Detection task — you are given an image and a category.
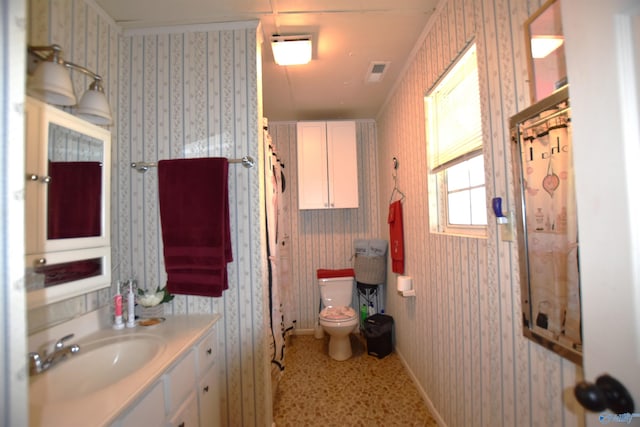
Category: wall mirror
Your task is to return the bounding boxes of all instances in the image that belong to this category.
[47,123,103,240]
[524,0,567,103]
[25,96,111,308]
[510,87,582,364]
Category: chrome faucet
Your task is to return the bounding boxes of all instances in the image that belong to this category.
[28,333,81,375]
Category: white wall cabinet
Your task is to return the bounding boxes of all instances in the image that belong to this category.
[24,96,112,308]
[297,121,359,209]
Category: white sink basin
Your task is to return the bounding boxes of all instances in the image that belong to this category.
[30,334,165,403]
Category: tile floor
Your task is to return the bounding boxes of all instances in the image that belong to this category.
[272,333,438,426]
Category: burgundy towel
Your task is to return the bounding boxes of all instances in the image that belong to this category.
[158,158,232,297]
[317,268,355,279]
[47,161,102,239]
[37,258,102,287]
[388,200,405,274]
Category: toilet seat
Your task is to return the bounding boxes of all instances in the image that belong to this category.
[319,306,357,322]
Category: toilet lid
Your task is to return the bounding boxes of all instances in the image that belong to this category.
[320,306,356,321]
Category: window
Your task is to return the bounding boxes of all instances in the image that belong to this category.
[426,43,486,236]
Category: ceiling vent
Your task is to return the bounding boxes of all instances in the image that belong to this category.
[365,61,390,83]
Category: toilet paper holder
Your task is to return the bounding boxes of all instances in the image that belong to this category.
[398,289,416,297]
[397,276,416,297]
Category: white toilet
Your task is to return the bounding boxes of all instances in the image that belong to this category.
[318,274,358,361]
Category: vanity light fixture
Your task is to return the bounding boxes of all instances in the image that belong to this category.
[271,34,312,66]
[27,44,113,125]
[530,36,564,59]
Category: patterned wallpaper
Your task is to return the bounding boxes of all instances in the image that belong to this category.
[117,24,268,426]
[375,0,585,426]
[26,1,270,425]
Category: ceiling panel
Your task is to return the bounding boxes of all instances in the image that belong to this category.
[93,0,438,121]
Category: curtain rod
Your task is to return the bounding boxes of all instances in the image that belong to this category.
[131,156,255,173]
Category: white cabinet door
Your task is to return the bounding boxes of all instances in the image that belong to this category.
[165,349,197,416]
[167,391,199,427]
[24,96,111,255]
[563,0,640,423]
[119,381,165,427]
[326,121,358,209]
[297,121,358,209]
[297,121,329,209]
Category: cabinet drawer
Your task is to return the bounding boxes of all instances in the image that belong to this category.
[165,349,196,415]
[196,328,216,374]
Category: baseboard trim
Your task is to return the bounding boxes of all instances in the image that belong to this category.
[394,348,448,427]
[292,328,315,335]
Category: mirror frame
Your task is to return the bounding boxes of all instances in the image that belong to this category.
[524,0,568,103]
[26,100,111,253]
[510,86,582,365]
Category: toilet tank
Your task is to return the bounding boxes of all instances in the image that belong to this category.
[319,277,354,307]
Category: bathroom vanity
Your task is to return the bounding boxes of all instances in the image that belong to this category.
[28,309,222,427]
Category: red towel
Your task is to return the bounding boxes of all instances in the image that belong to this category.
[388,200,404,274]
[317,268,355,279]
[158,158,232,297]
[47,161,102,239]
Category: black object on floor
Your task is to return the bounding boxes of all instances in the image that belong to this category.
[364,314,394,358]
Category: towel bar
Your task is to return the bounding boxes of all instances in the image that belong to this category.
[131,156,255,173]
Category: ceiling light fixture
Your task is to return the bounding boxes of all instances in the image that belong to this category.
[530,36,564,59]
[271,34,312,66]
[27,44,113,125]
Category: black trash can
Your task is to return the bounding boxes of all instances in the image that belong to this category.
[364,314,394,358]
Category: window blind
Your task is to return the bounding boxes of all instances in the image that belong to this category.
[427,45,482,172]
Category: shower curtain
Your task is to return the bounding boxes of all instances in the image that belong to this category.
[264,123,295,397]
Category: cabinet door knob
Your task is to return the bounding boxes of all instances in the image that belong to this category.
[203,385,209,393]
[574,374,635,414]
[35,258,46,266]
[178,423,185,427]
[206,348,212,355]
[27,174,51,183]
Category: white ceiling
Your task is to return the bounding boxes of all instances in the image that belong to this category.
[94,0,439,121]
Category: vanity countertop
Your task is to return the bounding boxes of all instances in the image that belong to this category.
[28,312,221,427]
